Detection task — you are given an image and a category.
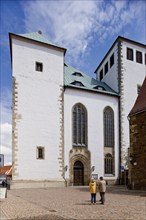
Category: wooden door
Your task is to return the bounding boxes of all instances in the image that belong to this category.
[73,161,84,186]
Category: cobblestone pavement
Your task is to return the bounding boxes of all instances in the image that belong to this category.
[0,186,146,220]
[0,209,8,220]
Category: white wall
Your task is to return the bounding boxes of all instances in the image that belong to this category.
[120,41,146,161]
[12,38,64,180]
[95,40,146,167]
[96,43,119,93]
[64,88,119,180]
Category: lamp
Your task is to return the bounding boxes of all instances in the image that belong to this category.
[64,165,68,172]
[91,166,95,172]
[129,155,137,166]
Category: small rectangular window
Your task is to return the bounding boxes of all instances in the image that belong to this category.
[136,51,142,64]
[104,62,108,75]
[99,69,103,81]
[127,48,133,61]
[110,53,114,68]
[145,54,146,65]
[137,85,141,95]
[36,62,43,72]
[37,146,45,159]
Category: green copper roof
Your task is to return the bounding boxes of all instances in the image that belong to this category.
[64,64,118,96]
[17,32,66,51]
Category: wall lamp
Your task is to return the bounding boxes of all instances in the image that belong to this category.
[129,155,137,166]
[64,165,68,172]
[91,166,95,172]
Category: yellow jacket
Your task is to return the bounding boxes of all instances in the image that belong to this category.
[89,181,96,194]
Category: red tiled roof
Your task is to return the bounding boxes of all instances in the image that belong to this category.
[129,77,146,116]
[0,165,12,176]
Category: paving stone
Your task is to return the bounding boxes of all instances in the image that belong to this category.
[1,186,146,220]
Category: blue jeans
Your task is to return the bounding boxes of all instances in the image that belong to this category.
[91,193,96,203]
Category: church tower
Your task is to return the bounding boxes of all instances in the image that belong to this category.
[10,32,66,188]
[95,36,146,171]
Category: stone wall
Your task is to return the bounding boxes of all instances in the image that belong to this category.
[129,111,146,190]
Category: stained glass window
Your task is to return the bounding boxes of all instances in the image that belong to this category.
[73,104,87,146]
[104,107,114,147]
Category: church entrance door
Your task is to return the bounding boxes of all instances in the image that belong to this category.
[73,161,84,186]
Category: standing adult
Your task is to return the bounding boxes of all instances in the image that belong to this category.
[89,179,97,204]
[98,176,106,205]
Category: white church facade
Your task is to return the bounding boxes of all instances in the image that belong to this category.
[9,32,146,189]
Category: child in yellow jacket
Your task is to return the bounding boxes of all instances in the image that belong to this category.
[89,179,97,204]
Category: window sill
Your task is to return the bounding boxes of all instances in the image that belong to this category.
[73,144,87,148]
[104,174,115,177]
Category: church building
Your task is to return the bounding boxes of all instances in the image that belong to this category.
[9,32,146,189]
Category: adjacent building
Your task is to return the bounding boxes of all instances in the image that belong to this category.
[128,77,146,190]
[9,32,146,189]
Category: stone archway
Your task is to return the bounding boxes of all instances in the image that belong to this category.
[69,148,91,186]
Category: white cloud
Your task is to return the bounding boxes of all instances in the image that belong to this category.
[23,0,99,64]
[22,0,145,68]
[0,123,12,165]
[1,123,11,147]
[1,88,12,124]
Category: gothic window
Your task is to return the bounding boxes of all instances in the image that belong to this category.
[72,103,87,147]
[104,107,114,147]
[104,153,113,174]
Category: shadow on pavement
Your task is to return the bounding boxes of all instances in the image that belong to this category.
[9,215,76,220]
[75,185,146,197]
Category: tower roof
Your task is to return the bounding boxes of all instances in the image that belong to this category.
[129,77,146,116]
[18,32,56,46]
[9,31,66,53]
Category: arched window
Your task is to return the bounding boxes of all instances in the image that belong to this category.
[72,103,87,146]
[104,107,114,147]
[104,153,113,174]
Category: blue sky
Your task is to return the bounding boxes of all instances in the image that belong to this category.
[0,0,146,165]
